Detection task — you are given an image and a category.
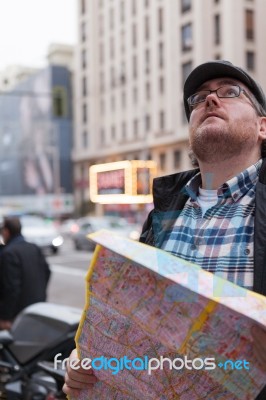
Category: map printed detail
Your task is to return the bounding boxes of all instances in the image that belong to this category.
[73,230,266,400]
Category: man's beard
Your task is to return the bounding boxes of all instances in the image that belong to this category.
[190,118,257,164]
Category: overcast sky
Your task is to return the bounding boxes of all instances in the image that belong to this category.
[0,0,77,70]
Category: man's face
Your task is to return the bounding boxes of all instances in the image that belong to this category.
[188,77,263,163]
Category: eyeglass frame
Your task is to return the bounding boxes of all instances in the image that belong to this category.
[187,84,262,115]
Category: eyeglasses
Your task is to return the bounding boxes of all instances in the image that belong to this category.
[187,84,251,107]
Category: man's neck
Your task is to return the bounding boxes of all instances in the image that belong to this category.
[199,153,261,190]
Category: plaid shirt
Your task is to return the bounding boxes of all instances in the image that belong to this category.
[160,160,262,289]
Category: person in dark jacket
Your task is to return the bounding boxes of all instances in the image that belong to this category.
[63,60,266,399]
[0,217,51,329]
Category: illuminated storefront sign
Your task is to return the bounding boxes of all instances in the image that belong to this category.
[89,160,157,204]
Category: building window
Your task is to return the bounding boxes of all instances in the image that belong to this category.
[181,23,192,51]
[214,14,220,45]
[99,43,104,64]
[159,42,164,68]
[81,0,85,14]
[100,128,105,145]
[145,16,150,40]
[100,99,105,114]
[181,102,187,124]
[181,0,192,13]
[132,24,137,47]
[121,30,125,54]
[81,49,87,69]
[81,21,86,42]
[111,95,116,111]
[110,36,115,59]
[246,9,254,40]
[159,153,166,170]
[110,8,114,30]
[111,66,116,88]
[158,8,163,34]
[133,87,138,103]
[99,14,104,36]
[146,82,151,100]
[121,91,126,108]
[182,61,192,85]
[159,76,165,94]
[111,126,116,140]
[100,71,105,92]
[133,119,138,137]
[82,76,87,96]
[174,150,181,169]
[145,0,149,8]
[145,115,151,131]
[82,130,88,147]
[53,87,67,117]
[122,122,127,139]
[120,0,125,23]
[246,51,255,71]
[132,0,136,15]
[82,103,87,123]
[159,111,165,130]
[145,49,150,74]
[133,55,138,79]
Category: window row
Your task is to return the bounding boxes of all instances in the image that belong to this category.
[98,112,166,145]
[98,8,164,38]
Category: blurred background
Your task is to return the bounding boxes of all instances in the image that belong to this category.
[0,0,265,308]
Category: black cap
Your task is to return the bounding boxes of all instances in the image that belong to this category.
[183,60,266,120]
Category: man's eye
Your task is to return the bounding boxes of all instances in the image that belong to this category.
[193,93,207,103]
[223,87,238,97]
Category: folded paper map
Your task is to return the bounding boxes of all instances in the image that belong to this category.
[73,230,266,400]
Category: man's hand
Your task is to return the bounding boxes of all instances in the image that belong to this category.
[251,325,266,372]
[63,349,98,397]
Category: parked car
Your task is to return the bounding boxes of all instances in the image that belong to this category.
[72,216,141,251]
[21,215,64,254]
[59,219,79,238]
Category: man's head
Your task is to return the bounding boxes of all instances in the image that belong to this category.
[1,217,22,244]
[184,60,266,121]
[183,60,266,164]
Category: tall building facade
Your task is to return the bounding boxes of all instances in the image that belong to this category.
[73,0,266,214]
[0,46,74,217]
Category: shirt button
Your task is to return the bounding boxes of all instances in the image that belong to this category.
[244,248,250,255]
[191,244,196,250]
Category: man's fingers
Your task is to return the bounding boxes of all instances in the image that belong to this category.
[62,348,98,395]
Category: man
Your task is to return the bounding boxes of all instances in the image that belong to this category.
[63,60,266,399]
[0,217,51,329]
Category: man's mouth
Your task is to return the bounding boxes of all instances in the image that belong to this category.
[202,113,224,122]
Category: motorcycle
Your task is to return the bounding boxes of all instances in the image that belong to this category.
[0,302,82,399]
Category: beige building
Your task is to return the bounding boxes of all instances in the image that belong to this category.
[73,0,266,214]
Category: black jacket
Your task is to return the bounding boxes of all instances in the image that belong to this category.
[140,160,266,399]
[0,235,51,320]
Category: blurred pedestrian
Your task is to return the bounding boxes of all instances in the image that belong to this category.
[0,217,51,329]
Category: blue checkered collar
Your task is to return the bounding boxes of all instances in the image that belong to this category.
[185,159,262,202]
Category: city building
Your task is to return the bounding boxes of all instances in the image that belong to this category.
[0,45,74,217]
[73,0,266,216]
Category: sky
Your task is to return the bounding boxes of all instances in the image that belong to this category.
[0,0,77,71]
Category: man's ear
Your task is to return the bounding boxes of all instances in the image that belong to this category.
[259,117,266,140]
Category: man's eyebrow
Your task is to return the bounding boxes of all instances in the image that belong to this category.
[198,79,239,91]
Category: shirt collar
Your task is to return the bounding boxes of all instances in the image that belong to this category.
[185,159,262,202]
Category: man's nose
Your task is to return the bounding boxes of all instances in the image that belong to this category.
[205,92,220,108]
